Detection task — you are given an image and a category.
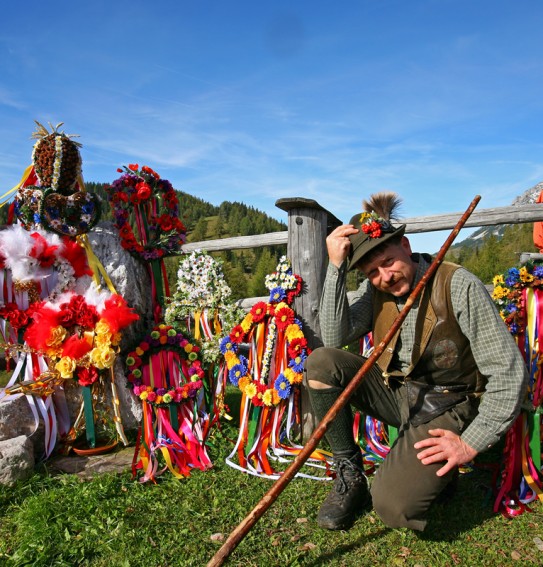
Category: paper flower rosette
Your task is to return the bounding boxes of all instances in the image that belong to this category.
[164,250,245,442]
[221,256,329,479]
[492,262,543,517]
[20,286,139,451]
[126,324,212,481]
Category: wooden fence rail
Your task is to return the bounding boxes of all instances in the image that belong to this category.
[181,202,543,253]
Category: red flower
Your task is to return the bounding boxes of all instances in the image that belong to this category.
[136,182,152,201]
[77,366,99,387]
[159,216,174,232]
[275,306,295,330]
[29,232,59,268]
[58,308,76,328]
[361,221,382,239]
[141,165,158,178]
[128,164,139,171]
[250,302,267,323]
[230,325,245,343]
[287,337,308,359]
[76,305,99,329]
[1,304,29,329]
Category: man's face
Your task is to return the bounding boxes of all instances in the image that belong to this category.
[358,237,417,297]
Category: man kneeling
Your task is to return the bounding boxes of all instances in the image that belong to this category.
[305,193,527,531]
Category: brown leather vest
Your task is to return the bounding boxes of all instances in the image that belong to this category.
[372,261,485,395]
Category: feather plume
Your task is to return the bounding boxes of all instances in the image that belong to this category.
[363,192,402,221]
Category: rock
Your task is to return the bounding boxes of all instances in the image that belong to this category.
[0,435,35,485]
[0,394,37,441]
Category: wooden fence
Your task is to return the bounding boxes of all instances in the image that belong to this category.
[181,197,543,434]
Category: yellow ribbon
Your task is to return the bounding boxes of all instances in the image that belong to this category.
[160,446,185,479]
[194,311,201,341]
[77,234,117,294]
[0,164,34,206]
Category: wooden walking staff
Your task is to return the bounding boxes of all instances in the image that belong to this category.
[207,195,482,567]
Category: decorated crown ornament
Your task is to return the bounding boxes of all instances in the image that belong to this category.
[347,191,406,271]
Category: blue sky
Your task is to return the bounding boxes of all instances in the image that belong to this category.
[1,0,543,251]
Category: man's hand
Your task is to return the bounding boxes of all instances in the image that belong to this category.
[326,224,359,268]
[414,428,478,477]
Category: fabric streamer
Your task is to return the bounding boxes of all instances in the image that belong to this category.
[492,263,543,517]
[221,256,330,480]
[126,325,212,481]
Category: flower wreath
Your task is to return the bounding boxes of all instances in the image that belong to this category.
[220,256,310,407]
[125,324,204,407]
[492,262,543,335]
[107,164,186,260]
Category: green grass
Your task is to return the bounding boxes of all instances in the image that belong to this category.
[0,402,542,566]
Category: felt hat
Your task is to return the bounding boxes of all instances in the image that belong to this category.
[347,193,406,271]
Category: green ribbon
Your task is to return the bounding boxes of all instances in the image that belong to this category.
[528,407,541,472]
[82,385,96,448]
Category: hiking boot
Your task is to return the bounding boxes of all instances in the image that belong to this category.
[317,454,371,530]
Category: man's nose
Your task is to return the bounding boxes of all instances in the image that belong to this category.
[379,267,394,282]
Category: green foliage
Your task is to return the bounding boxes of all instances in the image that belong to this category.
[446,223,537,283]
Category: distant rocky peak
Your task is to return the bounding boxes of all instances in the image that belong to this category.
[511,181,543,206]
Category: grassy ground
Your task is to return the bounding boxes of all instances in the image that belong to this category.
[0,394,542,566]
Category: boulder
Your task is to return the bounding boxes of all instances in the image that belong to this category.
[0,435,35,485]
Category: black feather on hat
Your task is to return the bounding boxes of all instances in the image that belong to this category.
[347,192,406,271]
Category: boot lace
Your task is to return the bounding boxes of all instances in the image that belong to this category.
[334,456,365,495]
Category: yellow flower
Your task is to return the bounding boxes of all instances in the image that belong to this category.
[55,356,76,379]
[241,313,253,333]
[519,267,534,283]
[238,376,251,392]
[244,383,257,398]
[224,352,239,366]
[95,320,111,336]
[284,367,303,384]
[285,324,304,341]
[493,274,505,286]
[135,347,144,356]
[47,326,67,348]
[275,301,288,311]
[140,391,149,401]
[184,343,193,353]
[94,333,112,347]
[492,286,508,300]
[262,389,274,406]
[90,347,116,369]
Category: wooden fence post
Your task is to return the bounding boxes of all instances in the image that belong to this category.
[275,198,342,439]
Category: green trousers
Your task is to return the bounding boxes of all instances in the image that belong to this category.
[305,347,479,531]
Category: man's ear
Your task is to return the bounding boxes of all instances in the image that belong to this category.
[401,236,412,256]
